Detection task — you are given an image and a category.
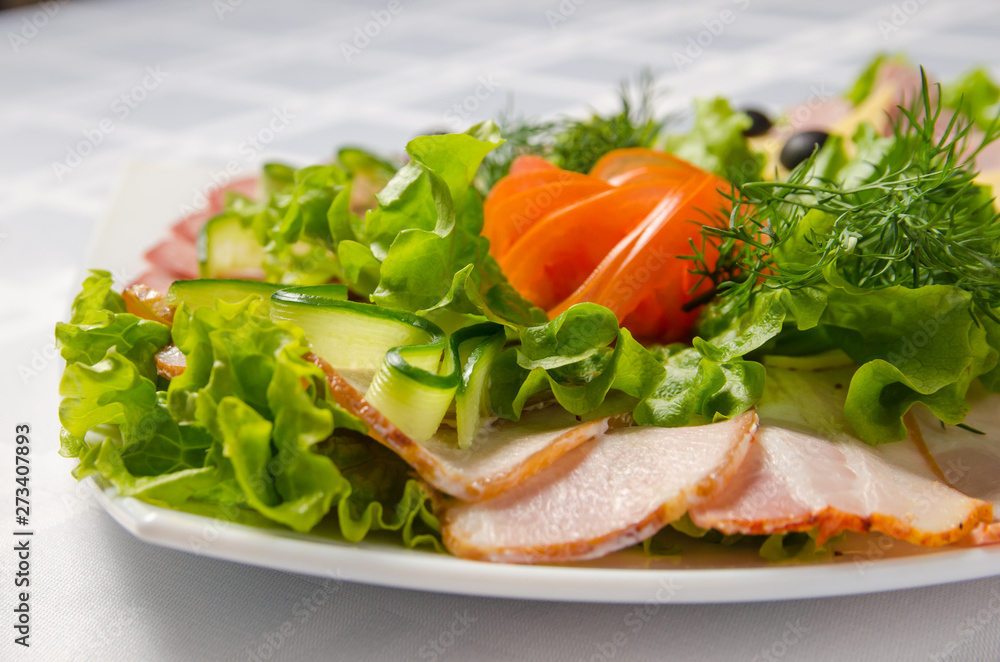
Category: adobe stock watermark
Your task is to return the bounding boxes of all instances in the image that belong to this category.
[213,0,243,20]
[51,66,170,182]
[877,0,932,40]
[929,588,1000,661]
[575,579,680,662]
[442,75,502,131]
[749,619,810,662]
[340,0,405,63]
[7,0,67,53]
[243,569,345,662]
[673,0,752,72]
[178,106,295,216]
[417,610,477,661]
[545,0,588,30]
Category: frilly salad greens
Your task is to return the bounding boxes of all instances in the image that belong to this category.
[57,58,1000,561]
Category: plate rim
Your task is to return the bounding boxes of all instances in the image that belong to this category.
[90,479,1000,604]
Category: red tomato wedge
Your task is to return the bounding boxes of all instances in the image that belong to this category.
[484,169,595,221]
[549,172,729,341]
[508,154,557,176]
[589,147,695,183]
[606,164,697,188]
[498,183,682,310]
[485,180,614,259]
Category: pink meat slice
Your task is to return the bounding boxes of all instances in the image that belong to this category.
[442,412,758,563]
[171,208,215,242]
[144,236,199,279]
[689,424,992,546]
[208,176,258,212]
[911,389,1000,545]
[128,269,180,295]
[312,357,619,502]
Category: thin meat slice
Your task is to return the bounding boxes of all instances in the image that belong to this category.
[311,356,618,501]
[128,269,179,296]
[689,424,992,546]
[442,412,758,563]
[145,236,200,279]
[911,388,1000,545]
[208,176,258,212]
[172,208,215,242]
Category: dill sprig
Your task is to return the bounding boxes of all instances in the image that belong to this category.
[687,68,1000,319]
[476,69,667,193]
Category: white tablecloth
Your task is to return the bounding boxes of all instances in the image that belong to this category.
[3,0,1000,659]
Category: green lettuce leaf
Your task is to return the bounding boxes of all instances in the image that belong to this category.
[663,97,764,182]
[942,67,1000,131]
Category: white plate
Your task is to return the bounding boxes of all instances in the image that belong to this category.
[92,479,1000,604]
[84,162,1000,604]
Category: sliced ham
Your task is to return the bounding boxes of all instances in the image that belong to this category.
[911,388,1000,545]
[311,356,620,501]
[689,365,992,546]
[208,176,258,213]
[128,269,178,296]
[144,236,200,279]
[688,424,991,546]
[441,412,758,563]
[171,208,215,242]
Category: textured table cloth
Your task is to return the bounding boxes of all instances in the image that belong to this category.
[2,0,1000,659]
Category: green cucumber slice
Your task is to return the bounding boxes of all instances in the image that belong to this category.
[270,285,504,443]
[197,214,265,278]
[167,279,282,314]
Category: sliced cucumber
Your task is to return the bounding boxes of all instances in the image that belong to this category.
[167,279,283,314]
[198,214,265,278]
[270,285,431,371]
[451,324,506,449]
[270,285,504,443]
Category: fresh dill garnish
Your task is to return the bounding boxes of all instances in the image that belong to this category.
[687,68,1000,319]
[476,69,667,193]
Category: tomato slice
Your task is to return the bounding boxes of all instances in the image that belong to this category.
[499,183,681,310]
[484,169,595,221]
[508,154,557,176]
[549,172,729,341]
[485,180,613,259]
[606,164,696,187]
[590,148,695,183]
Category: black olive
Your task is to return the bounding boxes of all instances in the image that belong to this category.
[741,108,772,137]
[780,130,829,170]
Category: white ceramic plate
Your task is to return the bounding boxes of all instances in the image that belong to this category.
[83,162,1000,604]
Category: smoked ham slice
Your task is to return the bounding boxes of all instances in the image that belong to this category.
[911,389,1000,545]
[689,424,992,546]
[311,356,619,501]
[689,367,993,546]
[441,412,758,563]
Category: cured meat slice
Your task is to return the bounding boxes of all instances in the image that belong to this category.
[171,208,215,242]
[208,176,258,212]
[688,424,991,546]
[441,412,758,563]
[312,356,617,502]
[144,236,199,279]
[911,388,1000,545]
